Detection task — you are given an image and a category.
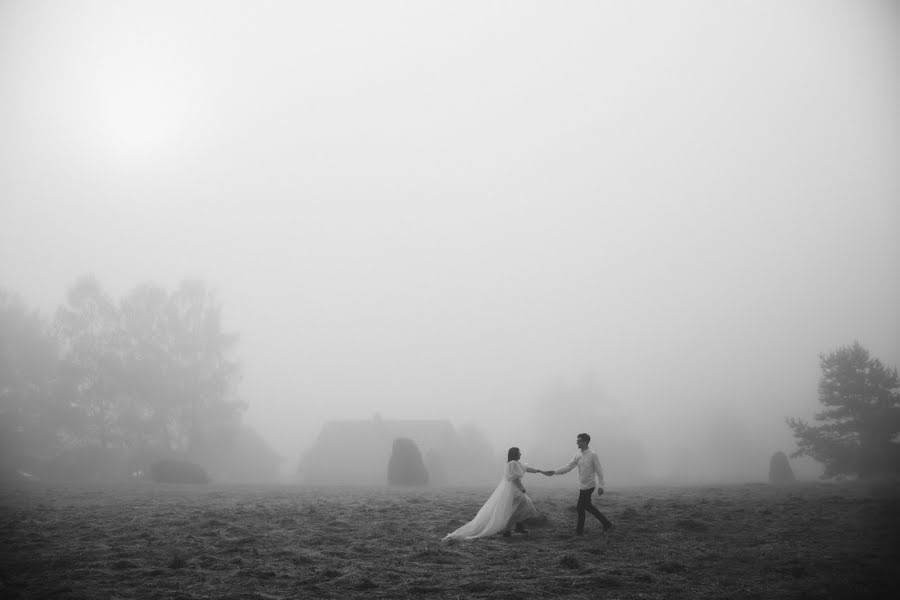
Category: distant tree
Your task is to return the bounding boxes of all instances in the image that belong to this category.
[163,280,242,454]
[787,342,900,479]
[119,280,243,454]
[1,277,245,477]
[0,289,68,468]
[54,276,125,447]
[55,276,244,456]
[118,283,174,448]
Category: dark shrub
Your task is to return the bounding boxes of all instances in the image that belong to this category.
[769,451,796,485]
[387,438,428,485]
[150,459,209,484]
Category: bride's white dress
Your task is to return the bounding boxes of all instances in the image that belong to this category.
[443,460,539,540]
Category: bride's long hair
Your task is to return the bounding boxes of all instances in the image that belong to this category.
[507,447,520,462]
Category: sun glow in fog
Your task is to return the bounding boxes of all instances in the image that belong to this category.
[91,78,186,161]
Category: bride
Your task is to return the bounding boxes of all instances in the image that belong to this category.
[443,447,552,540]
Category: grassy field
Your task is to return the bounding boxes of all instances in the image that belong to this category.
[1,479,898,599]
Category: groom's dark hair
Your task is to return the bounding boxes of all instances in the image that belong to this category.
[507,447,520,461]
[578,433,591,443]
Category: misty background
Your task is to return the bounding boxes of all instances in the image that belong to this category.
[2,1,898,484]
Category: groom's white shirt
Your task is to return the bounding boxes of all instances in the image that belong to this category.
[554,448,605,490]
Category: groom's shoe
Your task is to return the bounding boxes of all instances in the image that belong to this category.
[514,523,528,534]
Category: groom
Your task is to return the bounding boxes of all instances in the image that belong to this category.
[549,432,615,536]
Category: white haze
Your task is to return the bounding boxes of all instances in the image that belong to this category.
[1,1,898,483]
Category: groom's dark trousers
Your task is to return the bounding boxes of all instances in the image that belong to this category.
[576,487,612,534]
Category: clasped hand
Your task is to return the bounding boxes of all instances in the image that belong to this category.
[540,470,554,476]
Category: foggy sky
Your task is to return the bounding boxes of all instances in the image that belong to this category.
[2,1,899,482]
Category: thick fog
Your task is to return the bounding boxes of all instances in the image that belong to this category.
[2,1,898,483]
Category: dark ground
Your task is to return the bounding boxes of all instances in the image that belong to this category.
[1,480,898,599]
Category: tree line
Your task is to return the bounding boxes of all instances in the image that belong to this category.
[1,275,244,476]
[2,274,897,482]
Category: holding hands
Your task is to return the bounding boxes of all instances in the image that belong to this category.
[541,470,554,476]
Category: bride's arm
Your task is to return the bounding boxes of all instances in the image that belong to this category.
[525,465,553,476]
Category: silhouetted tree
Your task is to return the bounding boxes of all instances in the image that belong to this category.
[787,342,900,479]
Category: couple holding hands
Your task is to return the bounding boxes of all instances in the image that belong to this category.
[444,432,615,540]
